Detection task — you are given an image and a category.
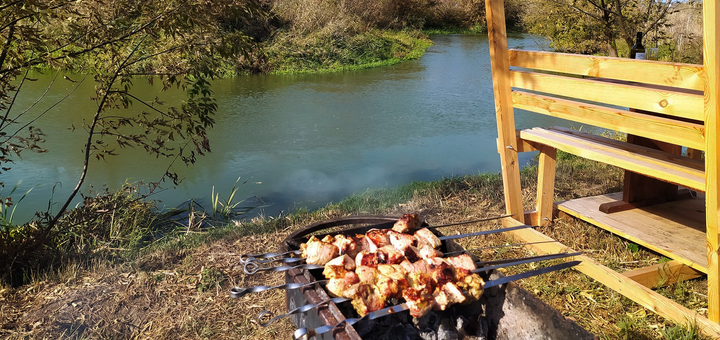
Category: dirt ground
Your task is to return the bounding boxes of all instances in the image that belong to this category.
[0,164,710,339]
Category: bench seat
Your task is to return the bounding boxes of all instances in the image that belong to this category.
[519,126,705,192]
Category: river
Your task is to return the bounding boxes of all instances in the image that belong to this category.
[6,34,572,222]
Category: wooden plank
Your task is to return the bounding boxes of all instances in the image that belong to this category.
[550,127,705,170]
[519,127,706,191]
[536,145,556,227]
[508,50,704,91]
[510,70,704,121]
[703,0,720,323]
[623,261,704,289]
[512,91,705,151]
[557,192,707,273]
[501,217,720,338]
[485,0,524,223]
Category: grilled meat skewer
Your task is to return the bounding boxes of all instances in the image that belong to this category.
[293,260,582,340]
[231,252,580,297]
[240,223,532,267]
[244,252,581,326]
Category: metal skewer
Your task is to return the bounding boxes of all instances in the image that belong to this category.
[246,252,582,327]
[232,251,580,297]
[293,260,582,340]
[239,223,533,268]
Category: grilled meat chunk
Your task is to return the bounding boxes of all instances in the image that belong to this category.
[388,230,416,251]
[326,271,361,298]
[403,272,436,318]
[355,250,379,268]
[349,283,386,316]
[332,234,360,258]
[414,228,442,249]
[432,282,466,311]
[376,245,407,265]
[392,213,421,233]
[301,236,339,265]
[457,273,485,301]
[322,254,356,279]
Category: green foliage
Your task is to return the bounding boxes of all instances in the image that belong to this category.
[211,177,257,221]
[0,182,32,229]
[264,30,432,74]
[523,0,674,57]
[662,319,705,340]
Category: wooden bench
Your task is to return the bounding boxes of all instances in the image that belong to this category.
[485,0,720,335]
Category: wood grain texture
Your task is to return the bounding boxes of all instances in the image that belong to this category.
[501,217,720,338]
[536,145,556,227]
[512,91,705,150]
[485,0,524,223]
[519,127,706,191]
[510,71,704,121]
[703,0,720,323]
[508,50,704,91]
[622,261,704,289]
[557,192,707,272]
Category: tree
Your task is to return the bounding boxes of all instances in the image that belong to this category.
[0,0,261,224]
[523,0,675,57]
[0,0,261,284]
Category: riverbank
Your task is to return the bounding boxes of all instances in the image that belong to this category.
[0,153,709,339]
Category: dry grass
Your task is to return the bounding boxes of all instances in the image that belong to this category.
[0,155,710,339]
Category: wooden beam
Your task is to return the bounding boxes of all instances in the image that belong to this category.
[703,0,720,323]
[622,261,704,289]
[519,127,706,191]
[508,50,704,91]
[536,145,556,227]
[510,71,704,121]
[501,217,720,338]
[512,91,705,151]
[485,0,523,223]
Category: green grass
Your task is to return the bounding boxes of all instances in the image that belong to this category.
[263,29,433,75]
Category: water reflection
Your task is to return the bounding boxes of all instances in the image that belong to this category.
[7,34,566,222]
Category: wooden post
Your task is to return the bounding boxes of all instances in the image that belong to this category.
[536,145,556,226]
[485,0,524,224]
[703,0,720,323]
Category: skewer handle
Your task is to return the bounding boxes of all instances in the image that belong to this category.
[230,280,328,298]
[239,250,302,264]
[257,297,349,327]
[293,303,410,340]
[244,263,325,275]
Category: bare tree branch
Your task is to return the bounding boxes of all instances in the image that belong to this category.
[49,34,149,229]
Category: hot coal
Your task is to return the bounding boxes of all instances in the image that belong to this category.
[340,299,489,340]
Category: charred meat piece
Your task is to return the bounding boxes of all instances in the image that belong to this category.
[332,234,360,258]
[376,264,409,299]
[365,229,391,249]
[392,213,421,233]
[349,283,386,316]
[322,254,356,279]
[326,271,360,298]
[414,228,442,249]
[403,271,436,318]
[457,273,485,301]
[376,245,407,265]
[301,236,339,265]
[388,230,416,251]
[355,250,379,268]
[432,282,466,311]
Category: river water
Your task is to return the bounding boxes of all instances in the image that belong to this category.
[6,34,571,222]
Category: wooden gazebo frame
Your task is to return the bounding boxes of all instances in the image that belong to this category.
[485,0,720,336]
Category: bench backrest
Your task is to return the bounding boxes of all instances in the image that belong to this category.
[508,50,705,151]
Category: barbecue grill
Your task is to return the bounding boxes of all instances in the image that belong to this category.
[239,216,595,340]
